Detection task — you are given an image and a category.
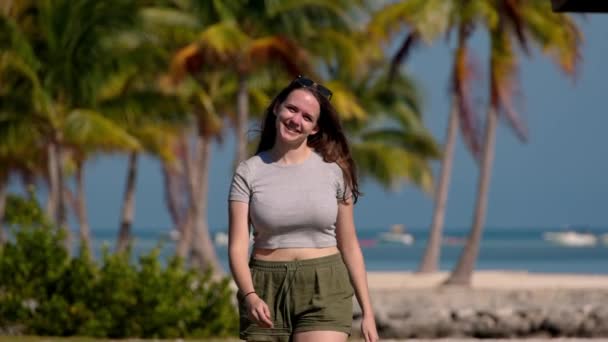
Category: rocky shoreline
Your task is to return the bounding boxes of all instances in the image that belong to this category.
[352,288,608,339]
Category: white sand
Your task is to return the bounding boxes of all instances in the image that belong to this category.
[367,271,608,290]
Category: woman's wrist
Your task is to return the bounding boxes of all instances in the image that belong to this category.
[361,308,375,317]
[242,290,256,300]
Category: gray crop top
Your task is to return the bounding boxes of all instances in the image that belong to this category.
[228,151,350,249]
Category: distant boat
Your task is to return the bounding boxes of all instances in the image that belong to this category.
[214,232,229,246]
[601,234,608,246]
[378,224,414,245]
[543,230,598,247]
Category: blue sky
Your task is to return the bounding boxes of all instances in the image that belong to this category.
[74,15,607,233]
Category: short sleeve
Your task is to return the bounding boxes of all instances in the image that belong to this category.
[333,164,352,201]
[229,162,251,203]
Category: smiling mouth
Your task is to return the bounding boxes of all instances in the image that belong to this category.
[284,122,300,134]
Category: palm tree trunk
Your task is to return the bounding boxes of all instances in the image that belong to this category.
[235,73,249,164]
[176,135,197,258]
[75,163,92,255]
[0,174,7,246]
[53,141,71,252]
[444,106,498,286]
[417,102,459,273]
[46,143,59,221]
[56,144,68,228]
[162,162,184,227]
[190,137,222,273]
[116,152,138,252]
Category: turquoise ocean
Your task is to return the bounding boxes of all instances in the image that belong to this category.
[87,226,608,275]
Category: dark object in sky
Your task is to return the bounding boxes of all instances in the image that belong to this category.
[551,0,608,12]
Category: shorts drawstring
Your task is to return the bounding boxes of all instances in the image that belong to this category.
[275,261,300,330]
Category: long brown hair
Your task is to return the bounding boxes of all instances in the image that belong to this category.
[255,80,360,203]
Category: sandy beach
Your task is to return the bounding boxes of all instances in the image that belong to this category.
[366,271,608,290]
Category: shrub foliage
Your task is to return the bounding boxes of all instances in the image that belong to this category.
[0,194,238,338]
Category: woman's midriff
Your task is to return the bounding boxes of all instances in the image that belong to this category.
[252,246,340,261]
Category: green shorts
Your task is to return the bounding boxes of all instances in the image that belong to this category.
[237,253,354,341]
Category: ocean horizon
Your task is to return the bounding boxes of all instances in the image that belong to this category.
[72,225,608,275]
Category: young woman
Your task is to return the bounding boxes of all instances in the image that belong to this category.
[228,76,379,342]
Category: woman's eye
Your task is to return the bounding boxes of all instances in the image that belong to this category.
[304,116,312,122]
[288,106,296,112]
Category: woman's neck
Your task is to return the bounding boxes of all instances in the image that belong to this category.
[268,143,313,165]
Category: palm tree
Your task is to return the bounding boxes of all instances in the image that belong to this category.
[93,39,189,253]
[138,2,234,272]
[418,23,480,273]
[1,0,143,240]
[444,0,581,285]
[368,0,485,273]
[165,74,226,272]
[62,108,143,252]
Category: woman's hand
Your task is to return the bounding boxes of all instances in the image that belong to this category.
[245,293,274,328]
[361,314,379,342]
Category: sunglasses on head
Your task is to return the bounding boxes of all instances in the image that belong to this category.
[292,75,333,100]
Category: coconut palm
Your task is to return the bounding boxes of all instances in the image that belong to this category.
[135,2,234,272]
[1,0,140,219]
[444,0,581,285]
[93,22,191,253]
[418,22,480,273]
[369,0,499,273]
[87,83,183,253]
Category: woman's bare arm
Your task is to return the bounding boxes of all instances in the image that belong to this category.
[228,201,272,327]
[228,201,254,294]
[336,200,378,342]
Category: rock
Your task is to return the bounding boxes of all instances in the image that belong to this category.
[366,288,608,339]
[541,307,585,336]
[492,307,530,337]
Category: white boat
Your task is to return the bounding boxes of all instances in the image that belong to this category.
[543,231,598,247]
[378,224,414,245]
[213,232,229,246]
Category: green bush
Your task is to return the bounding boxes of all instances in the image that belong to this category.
[0,194,238,338]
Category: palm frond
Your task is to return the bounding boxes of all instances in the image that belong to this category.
[169,21,248,82]
[99,91,188,128]
[361,129,441,159]
[139,7,200,30]
[452,28,483,157]
[0,112,43,159]
[351,142,434,193]
[519,2,582,75]
[490,26,527,142]
[324,81,367,121]
[247,36,311,76]
[368,0,452,44]
[64,109,141,152]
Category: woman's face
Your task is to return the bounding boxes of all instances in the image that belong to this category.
[274,89,320,146]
